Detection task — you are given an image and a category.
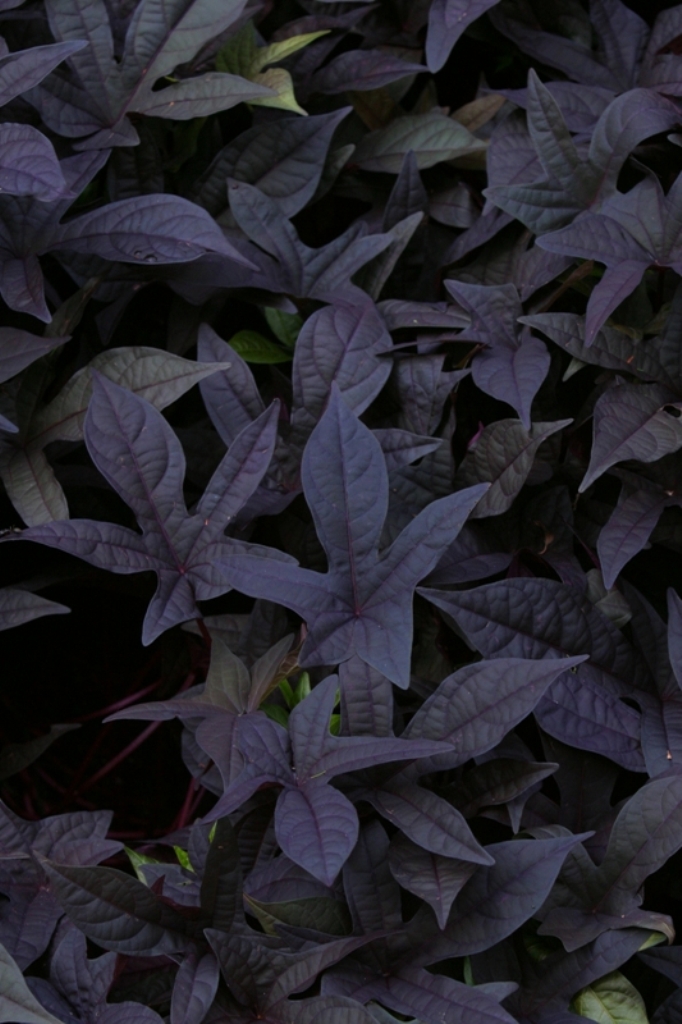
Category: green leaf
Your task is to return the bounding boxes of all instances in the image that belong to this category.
[252,31,329,73]
[174,846,194,872]
[262,704,289,727]
[215,23,326,116]
[572,971,649,1024]
[279,677,296,708]
[353,111,487,172]
[125,847,162,884]
[228,330,292,364]
[293,671,311,704]
[0,942,63,1024]
[249,67,307,116]
[264,307,303,349]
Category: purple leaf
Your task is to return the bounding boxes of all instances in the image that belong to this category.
[39,860,193,956]
[520,311,681,388]
[388,834,478,929]
[382,151,428,232]
[0,40,86,108]
[352,111,485,173]
[581,382,682,492]
[15,376,281,643]
[538,173,682,344]
[490,0,647,93]
[355,967,519,1024]
[0,802,120,968]
[312,51,425,94]
[0,329,66,385]
[485,74,679,233]
[426,0,505,73]
[34,0,260,146]
[275,784,360,889]
[223,179,404,301]
[538,771,682,950]
[404,656,587,771]
[421,836,587,961]
[391,353,464,436]
[291,298,392,437]
[56,193,253,268]
[170,950,220,1024]
[132,73,272,120]
[0,586,69,631]
[419,578,648,766]
[190,108,350,218]
[198,323,265,447]
[363,780,493,864]
[0,942,63,1024]
[339,656,394,738]
[0,124,71,202]
[455,419,570,515]
[218,387,488,685]
[598,482,673,589]
[512,929,649,1023]
[444,281,551,427]
[205,676,447,883]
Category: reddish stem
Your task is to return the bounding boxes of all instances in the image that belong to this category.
[35,767,98,810]
[54,723,113,812]
[77,721,162,795]
[74,678,163,723]
[172,777,198,832]
[187,785,207,820]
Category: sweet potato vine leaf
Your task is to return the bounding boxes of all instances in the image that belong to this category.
[0,942,63,1024]
[30,0,273,149]
[0,343,232,527]
[537,172,682,345]
[426,0,504,73]
[7,374,283,645]
[203,674,450,885]
[218,385,488,687]
[0,150,252,323]
[484,72,680,236]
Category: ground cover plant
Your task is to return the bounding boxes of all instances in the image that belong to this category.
[5,0,682,1021]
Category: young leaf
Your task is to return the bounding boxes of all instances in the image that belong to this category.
[572,969,648,1024]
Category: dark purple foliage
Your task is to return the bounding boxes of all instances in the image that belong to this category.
[1,1,682,1022]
